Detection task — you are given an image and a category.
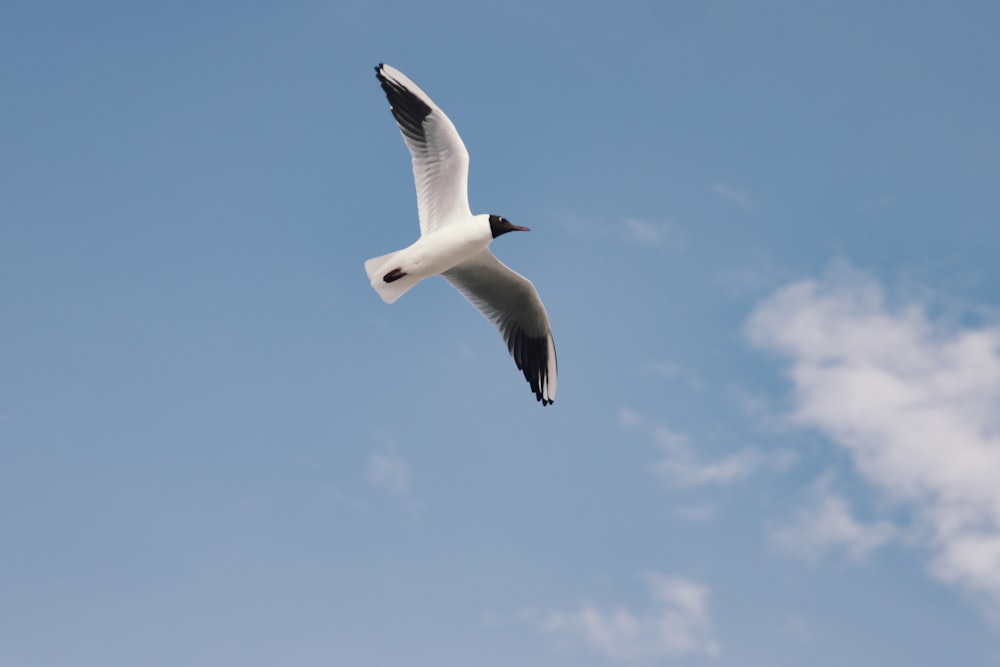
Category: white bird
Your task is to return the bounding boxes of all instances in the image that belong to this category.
[365,63,557,406]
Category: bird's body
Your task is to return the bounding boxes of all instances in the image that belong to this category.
[364,213,493,304]
[366,63,557,406]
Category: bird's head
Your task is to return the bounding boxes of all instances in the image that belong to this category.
[489,215,530,238]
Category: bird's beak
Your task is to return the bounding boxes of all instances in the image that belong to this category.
[511,224,531,232]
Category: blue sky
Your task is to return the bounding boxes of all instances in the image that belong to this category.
[3,1,1000,665]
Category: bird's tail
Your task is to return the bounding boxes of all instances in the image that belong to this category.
[364,250,422,304]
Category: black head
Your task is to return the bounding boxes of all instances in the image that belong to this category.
[489,214,531,239]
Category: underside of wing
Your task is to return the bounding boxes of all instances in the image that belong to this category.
[375,64,471,235]
[443,250,557,406]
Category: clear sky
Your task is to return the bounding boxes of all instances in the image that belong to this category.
[3,1,1000,665]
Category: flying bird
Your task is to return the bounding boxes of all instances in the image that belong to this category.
[365,63,557,406]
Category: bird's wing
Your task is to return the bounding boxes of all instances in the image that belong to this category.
[443,250,557,405]
[375,64,471,235]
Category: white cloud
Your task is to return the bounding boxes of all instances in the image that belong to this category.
[712,184,754,211]
[655,447,765,488]
[537,573,720,661]
[651,423,691,451]
[770,478,897,562]
[620,407,794,488]
[623,218,663,245]
[622,219,684,250]
[637,360,706,392]
[618,406,646,430]
[368,452,410,494]
[747,263,1000,608]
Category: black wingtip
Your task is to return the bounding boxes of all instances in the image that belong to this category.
[375,65,432,141]
[507,332,555,407]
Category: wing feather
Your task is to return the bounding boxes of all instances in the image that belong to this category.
[443,251,558,405]
[375,64,471,235]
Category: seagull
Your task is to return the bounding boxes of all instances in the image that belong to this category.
[365,63,557,406]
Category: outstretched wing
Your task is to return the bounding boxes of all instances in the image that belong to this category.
[375,64,471,235]
[443,250,557,405]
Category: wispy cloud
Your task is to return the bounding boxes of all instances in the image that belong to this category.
[712,184,755,211]
[559,215,684,251]
[770,477,897,562]
[637,361,706,392]
[368,451,410,495]
[715,252,789,299]
[620,407,795,488]
[622,218,685,250]
[534,573,720,661]
[623,219,664,245]
[655,447,770,488]
[618,406,645,430]
[747,261,1000,610]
